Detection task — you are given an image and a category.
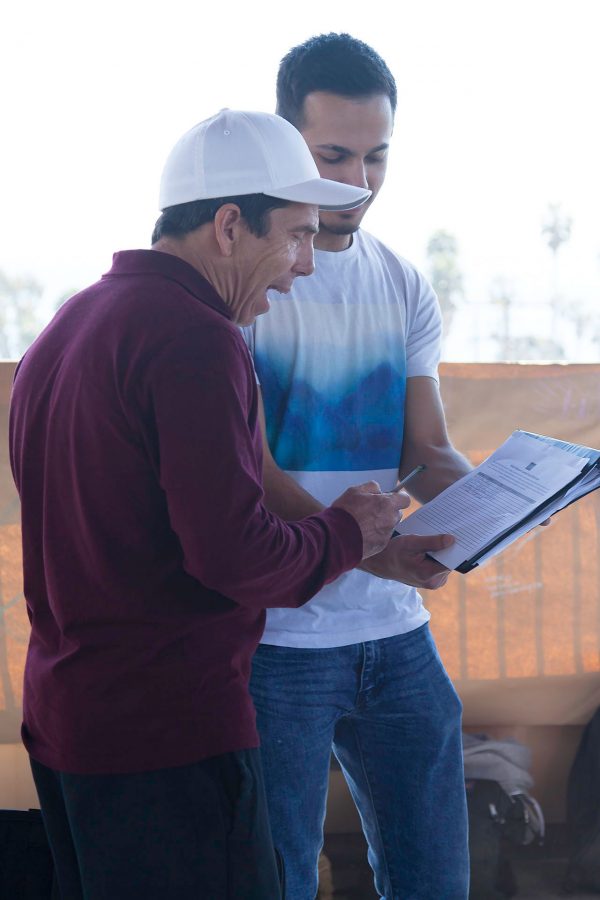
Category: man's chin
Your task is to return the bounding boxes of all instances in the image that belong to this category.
[318,207,366,236]
[256,296,270,318]
[318,220,362,237]
[238,296,270,326]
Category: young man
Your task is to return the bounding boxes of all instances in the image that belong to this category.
[9,108,407,900]
[245,36,472,899]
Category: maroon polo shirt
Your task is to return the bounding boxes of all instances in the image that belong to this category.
[9,249,362,774]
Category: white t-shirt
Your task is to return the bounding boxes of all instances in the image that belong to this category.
[245,229,442,648]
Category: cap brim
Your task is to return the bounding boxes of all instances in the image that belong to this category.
[267,178,371,211]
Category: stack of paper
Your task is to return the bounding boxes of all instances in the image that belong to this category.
[395,430,600,573]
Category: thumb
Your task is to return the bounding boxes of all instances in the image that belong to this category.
[394,533,455,552]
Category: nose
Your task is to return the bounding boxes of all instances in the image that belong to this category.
[343,159,369,190]
[293,243,315,278]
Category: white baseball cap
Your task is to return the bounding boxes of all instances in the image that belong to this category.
[158,108,371,212]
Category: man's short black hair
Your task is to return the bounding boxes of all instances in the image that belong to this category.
[276,33,397,128]
[151,193,291,244]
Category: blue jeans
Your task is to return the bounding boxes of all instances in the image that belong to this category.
[250,624,469,900]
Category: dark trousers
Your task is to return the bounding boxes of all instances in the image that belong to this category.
[30,748,282,900]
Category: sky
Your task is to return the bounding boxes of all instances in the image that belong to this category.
[1,0,599,360]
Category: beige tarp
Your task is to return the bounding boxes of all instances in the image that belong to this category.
[430,362,600,727]
[1,360,600,744]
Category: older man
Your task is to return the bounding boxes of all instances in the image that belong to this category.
[9,109,407,900]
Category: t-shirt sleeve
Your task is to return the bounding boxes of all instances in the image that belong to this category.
[145,325,362,609]
[239,323,255,357]
[239,324,260,384]
[404,266,442,380]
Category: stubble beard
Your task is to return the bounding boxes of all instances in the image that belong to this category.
[318,220,362,238]
[318,202,371,238]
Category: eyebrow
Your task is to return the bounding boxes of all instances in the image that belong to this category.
[315,142,389,156]
[293,224,319,235]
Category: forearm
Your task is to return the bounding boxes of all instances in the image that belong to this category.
[400,441,472,503]
[262,454,324,520]
[359,546,397,579]
[397,376,472,504]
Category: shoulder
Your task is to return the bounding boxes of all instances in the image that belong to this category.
[172,318,249,366]
[144,320,256,415]
[143,309,251,384]
[357,231,434,303]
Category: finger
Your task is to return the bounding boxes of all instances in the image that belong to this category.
[385,488,411,509]
[357,480,382,494]
[389,494,410,516]
[424,571,451,590]
[393,533,455,551]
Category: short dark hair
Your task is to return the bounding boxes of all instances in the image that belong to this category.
[151,193,291,244]
[276,33,397,128]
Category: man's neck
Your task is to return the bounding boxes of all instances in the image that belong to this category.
[152,236,223,296]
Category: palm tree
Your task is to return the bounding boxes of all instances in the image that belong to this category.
[541,203,572,337]
[425,230,464,341]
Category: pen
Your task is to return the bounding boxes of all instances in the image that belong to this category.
[390,464,426,493]
[390,464,427,538]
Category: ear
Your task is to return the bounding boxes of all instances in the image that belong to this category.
[213,203,244,257]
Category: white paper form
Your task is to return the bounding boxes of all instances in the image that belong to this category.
[395,430,590,570]
[474,448,600,567]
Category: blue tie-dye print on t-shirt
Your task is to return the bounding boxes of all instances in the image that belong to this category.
[254,311,406,472]
[256,357,405,471]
